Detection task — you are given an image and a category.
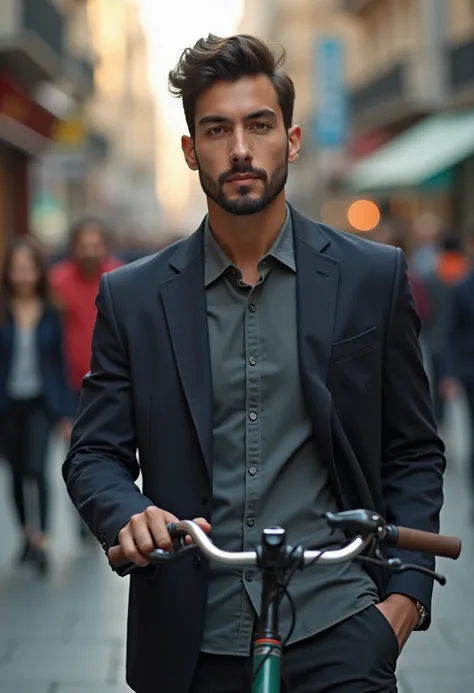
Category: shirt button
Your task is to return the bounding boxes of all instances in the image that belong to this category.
[248,303,257,312]
[248,466,257,475]
[246,517,255,527]
[248,356,257,366]
[245,571,254,582]
[249,412,257,422]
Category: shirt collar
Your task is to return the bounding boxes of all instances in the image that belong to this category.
[204,205,295,287]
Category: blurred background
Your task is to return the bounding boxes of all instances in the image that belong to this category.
[0,1,473,691]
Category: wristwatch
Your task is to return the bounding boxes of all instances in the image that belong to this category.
[413,600,428,627]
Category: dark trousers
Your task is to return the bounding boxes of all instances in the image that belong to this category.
[1,396,54,533]
[190,605,398,693]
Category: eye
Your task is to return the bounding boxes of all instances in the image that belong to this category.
[207,126,226,136]
[252,122,271,132]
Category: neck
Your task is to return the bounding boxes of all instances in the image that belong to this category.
[207,194,287,268]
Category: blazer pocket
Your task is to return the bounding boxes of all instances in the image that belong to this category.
[331,327,378,363]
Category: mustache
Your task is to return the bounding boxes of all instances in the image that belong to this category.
[219,165,268,185]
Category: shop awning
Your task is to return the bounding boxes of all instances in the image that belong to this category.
[345,111,474,193]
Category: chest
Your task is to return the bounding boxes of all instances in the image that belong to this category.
[206,271,300,406]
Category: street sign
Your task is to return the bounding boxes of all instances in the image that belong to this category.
[313,37,348,149]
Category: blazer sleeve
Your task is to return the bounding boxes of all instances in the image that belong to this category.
[62,273,155,562]
[381,248,445,627]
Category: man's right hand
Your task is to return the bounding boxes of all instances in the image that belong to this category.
[115,506,211,566]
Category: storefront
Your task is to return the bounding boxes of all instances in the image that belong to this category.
[0,75,58,260]
[343,110,474,239]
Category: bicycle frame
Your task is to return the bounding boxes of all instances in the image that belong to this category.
[251,528,286,693]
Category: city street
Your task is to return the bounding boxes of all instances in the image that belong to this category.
[0,397,473,692]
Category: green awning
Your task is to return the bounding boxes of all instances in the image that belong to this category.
[345,110,474,193]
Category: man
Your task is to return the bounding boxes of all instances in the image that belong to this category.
[63,35,445,693]
[51,217,122,540]
[50,217,123,413]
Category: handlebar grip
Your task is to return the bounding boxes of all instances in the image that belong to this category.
[388,525,461,559]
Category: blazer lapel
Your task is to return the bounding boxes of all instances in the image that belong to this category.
[160,225,213,478]
[292,208,344,503]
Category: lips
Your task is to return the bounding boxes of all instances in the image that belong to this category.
[227,174,259,182]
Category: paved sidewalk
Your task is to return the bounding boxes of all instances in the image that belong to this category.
[0,397,473,692]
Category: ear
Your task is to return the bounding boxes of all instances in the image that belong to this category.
[287,125,301,164]
[182,135,198,171]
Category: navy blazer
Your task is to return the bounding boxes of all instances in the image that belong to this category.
[0,307,73,421]
[445,270,474,383]
[63,205,444,693]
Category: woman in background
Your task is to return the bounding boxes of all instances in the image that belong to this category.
[0,237,72,576]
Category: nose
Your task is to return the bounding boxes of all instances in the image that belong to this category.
[229,128,253,166]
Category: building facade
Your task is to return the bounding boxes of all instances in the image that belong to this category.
[85,0,160,242]
[0,0,92,257]
[343,0,474,236]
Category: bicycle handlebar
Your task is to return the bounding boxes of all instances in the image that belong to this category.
[107,510,462,570]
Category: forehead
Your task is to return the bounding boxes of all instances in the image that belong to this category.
[195,75,281,123]
[76,225,104,242]
[12,247,35,264]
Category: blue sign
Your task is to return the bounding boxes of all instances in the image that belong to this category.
[313,37,348,149]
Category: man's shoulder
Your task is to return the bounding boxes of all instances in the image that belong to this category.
[299,215,400,276]
[103,237,187,292]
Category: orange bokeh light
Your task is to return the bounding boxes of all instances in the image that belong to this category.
[347,199,381,232]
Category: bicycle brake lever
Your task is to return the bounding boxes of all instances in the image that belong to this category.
[385,558,446,585]
[148,543,199,564]
[356,555,446,585]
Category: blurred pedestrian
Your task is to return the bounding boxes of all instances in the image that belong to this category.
[410,212,442,278]
[0,237,73,576]
[50,217,122,541]
[441,228,474,513]
[419,234,469,428]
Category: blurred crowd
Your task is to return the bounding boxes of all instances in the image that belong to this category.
[1,211,474,577]
[0,219,151,577]
[373,213,474,490]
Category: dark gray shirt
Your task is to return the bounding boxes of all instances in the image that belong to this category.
[201,210,378,656]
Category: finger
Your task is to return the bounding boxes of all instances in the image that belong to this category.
[118,524,149,566]
[184,517,212,545]
[193,517,212,533]
[129,512,160,556]
[146,507,179,551]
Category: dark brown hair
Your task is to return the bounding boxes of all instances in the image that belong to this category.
[0,236,54,322]
[168,34,295,137]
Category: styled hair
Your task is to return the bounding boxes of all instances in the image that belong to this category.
[0,235,54,322]
[168,34,295,136]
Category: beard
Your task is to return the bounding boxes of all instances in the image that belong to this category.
[196,152,288,216]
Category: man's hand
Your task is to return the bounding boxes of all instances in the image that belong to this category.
[376,594,419,651]
[116,506,211,567]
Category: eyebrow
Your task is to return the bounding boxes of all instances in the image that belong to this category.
[198,108,277,126]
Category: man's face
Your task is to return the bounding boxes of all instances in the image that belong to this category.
[72,225,107,274]
[182,75,300,216]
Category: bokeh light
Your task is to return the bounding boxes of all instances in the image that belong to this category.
[347,199,381,232]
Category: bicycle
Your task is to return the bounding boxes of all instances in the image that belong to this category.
[109,508,462,693]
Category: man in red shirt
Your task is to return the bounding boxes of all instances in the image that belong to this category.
[50,217,122,539]
[51,217,123,400]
